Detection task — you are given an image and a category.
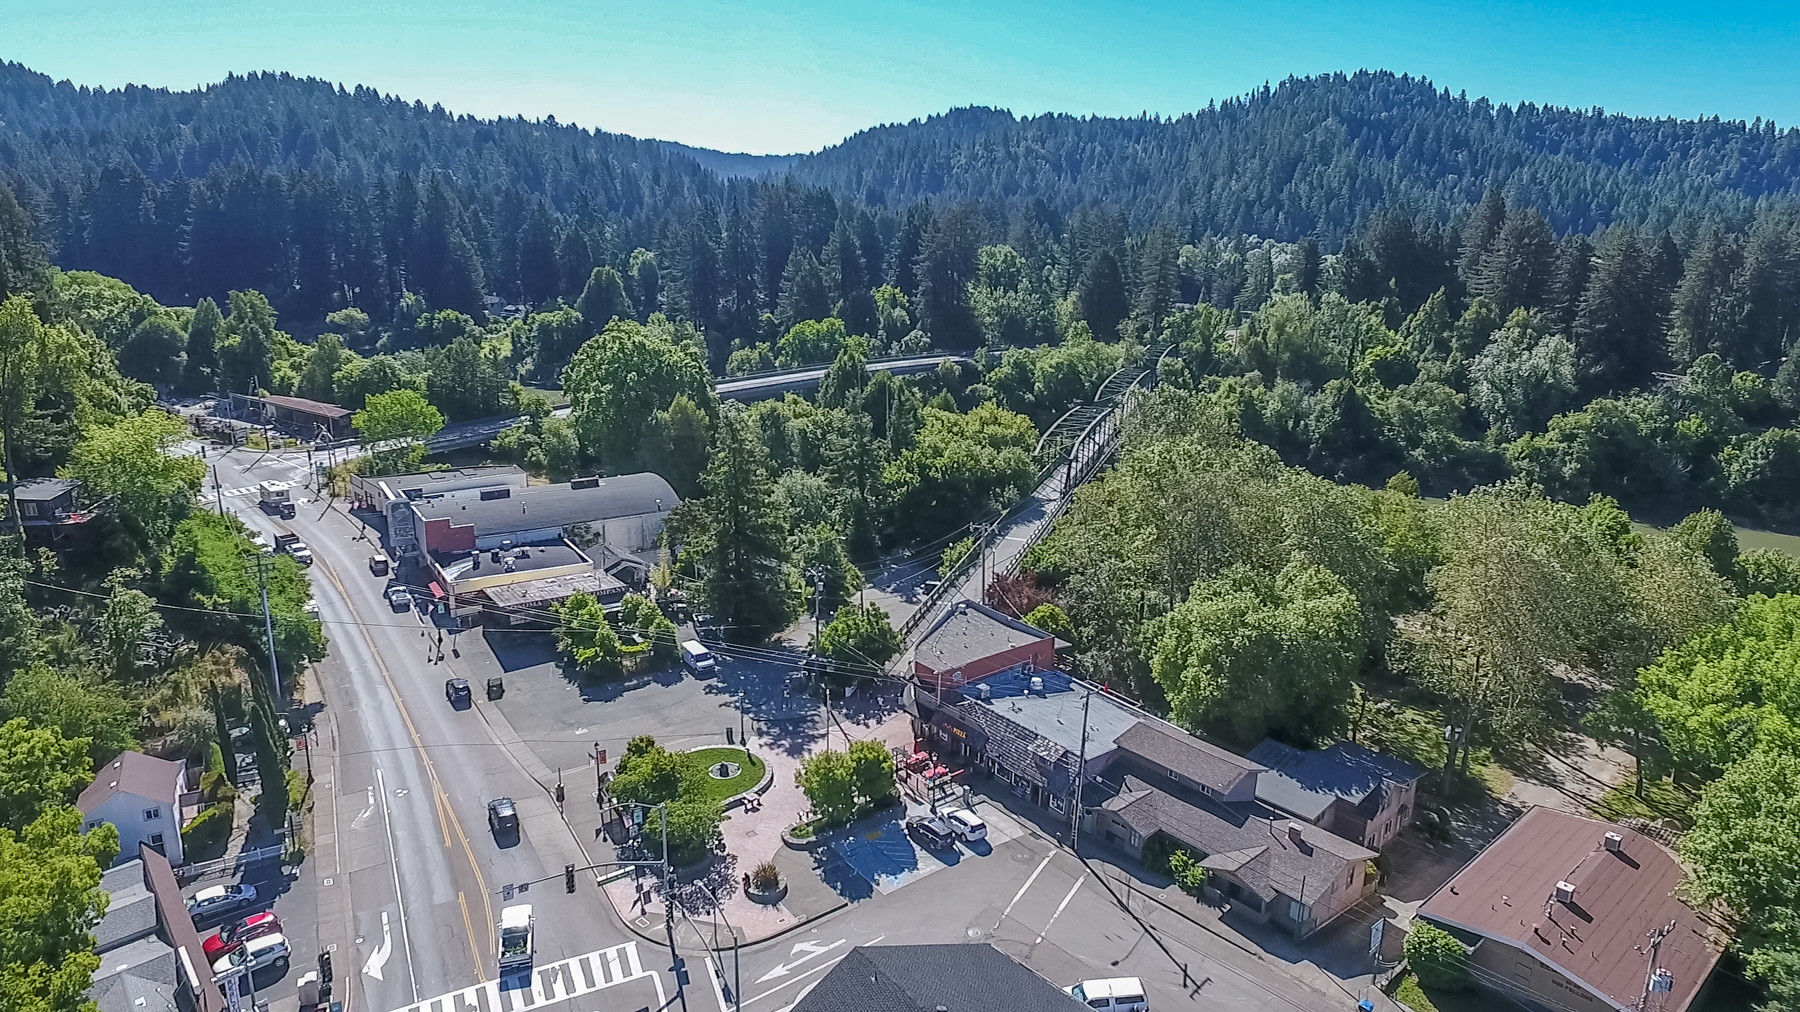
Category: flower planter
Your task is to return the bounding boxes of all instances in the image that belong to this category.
[746,879,788,905]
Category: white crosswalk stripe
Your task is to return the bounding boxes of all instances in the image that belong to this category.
[384,943,654,1012]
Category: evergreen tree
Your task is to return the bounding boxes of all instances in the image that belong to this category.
[687,405,798,643]
[182,297,223,395]
[1474,206,1557,315]
[222,290,279,395]
[555,226,594,302]
[514,204,559,306]
[1291,236,1322,298]
[0,185,48,306]
[1458,188,1508,283]
[775,252,832,331]
[915,206,980,348]
[1668,228,1743,365]
[891,205,931,298]
[1543,233,1593,337]
[575,266,632,334]
[1573,228,1664,394]
[407,178,485,315]
[1132,227,1181,335]
[825,216,862,306]
[628,248,661,321]
[1079,248,1131,340]
[1738,213,1800,373]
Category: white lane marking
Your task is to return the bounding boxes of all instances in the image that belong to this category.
[362,911,393,980]
[376,766,420,1001]
[384,943,652,1012]
[1035,872,1088,944]
[743,957,851,1007]
[754,938,847,983]
[706,955,730,1012]
[997,852,1054,929]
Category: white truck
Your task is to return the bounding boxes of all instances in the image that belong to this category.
[497,905,533,972]
[258,481,295,518]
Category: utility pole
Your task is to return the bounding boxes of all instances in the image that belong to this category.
[213,465,226,518]
[245,552,282,699]
[1070,683,1093,850]
[1640,920,1675,1011]
[656,801,689,1012]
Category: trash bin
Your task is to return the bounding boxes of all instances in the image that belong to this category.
[487,677,504,700]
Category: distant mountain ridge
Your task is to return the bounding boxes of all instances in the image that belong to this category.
[3,62,1800,322]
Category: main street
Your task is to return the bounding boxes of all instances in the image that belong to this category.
[200,446,650,1012]
[192,440,1372,1012]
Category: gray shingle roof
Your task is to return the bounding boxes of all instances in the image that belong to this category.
[12,477,79,502]
[1246,740,1424,821]
[1116,721,1266,794]
[792,944,1077,1012]
[1103,774,1375,907]
[79,752,184,812]
[913,601,1052,673]
[412,472,677,537]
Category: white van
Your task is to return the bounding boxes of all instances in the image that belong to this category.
[681,640,717,677]
[1066,978,1148,1011]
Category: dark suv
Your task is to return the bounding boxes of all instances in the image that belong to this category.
[487,797,519,836]
[445,678,471,706]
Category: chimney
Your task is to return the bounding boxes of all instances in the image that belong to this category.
[1554,881,1575,903]
[1603,831,1624,853]
[1287,823,1304,845]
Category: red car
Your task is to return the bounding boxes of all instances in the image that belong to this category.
[202,911,282,962]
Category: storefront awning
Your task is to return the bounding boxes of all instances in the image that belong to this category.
[428,581,445,599]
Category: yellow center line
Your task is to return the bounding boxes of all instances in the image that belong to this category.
[316,556,495,980]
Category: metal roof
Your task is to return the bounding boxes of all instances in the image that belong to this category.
[411,472,678,536]
[912,600,1053,674]
[1419,807,1727,1012]
[1246,740,1423,821]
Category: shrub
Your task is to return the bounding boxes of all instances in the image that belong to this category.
[749,861,781,889]
[1168,849,1207,896]
[1403,922,1469,992]
[286,769,308,812]
[182,803,232,854]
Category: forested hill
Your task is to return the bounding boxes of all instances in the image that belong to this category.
[5,61,1800,328]
[787,74,1800,237]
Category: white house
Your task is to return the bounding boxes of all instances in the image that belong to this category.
[79,751,189,867]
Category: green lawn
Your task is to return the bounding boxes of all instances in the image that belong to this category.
[1393,974,1492,1012]
[688,747,766,802]
[1592,777,1699,829]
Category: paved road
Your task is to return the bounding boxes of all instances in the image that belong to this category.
[199,447,655,1012]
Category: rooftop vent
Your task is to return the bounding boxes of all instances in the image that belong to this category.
[1603,831,1624,852]
[1288,823,1304,844]
[1029,675,1044,694]
[1555,881,1576,903]
[570,476,601,489]
[478,487,511,500]
[978,683,991,700]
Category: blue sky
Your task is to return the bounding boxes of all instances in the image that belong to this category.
[5,0,1799,154]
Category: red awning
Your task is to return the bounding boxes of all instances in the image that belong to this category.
[428,582,446,599]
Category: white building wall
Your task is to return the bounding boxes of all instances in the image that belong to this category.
[86,790,184,866]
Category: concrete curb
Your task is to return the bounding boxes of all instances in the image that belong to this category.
[607,890,852,950]
[1095,868,1265,959]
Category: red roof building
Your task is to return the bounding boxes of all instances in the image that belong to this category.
[1417,807,1728,1012]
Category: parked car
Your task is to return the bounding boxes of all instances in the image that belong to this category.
[445,678,471,706]
[1065,978,1148,1011]
[904,814,957,850]
[386,586,412,611]
[212,932,291,976]
[681,640,717,677]
[369,553,390,575]
[203,912,283,962]
[943,809,988,842]
[186,883,259,922]
[488,797,519,836]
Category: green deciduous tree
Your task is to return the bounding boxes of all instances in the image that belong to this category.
[352,388,444,475]
[553,590,624,678]
[1403,922,1469,993]
[1680,749,1800,1011]
[63,409,206,556]
[564,318,716,471]
[796,749,857,825]
[884,403,1036,542]
[1152,560,1364,744]
[847,739,897,807]
[815,603,900,679]
[1467,316,1577,437]
[1637,593,1800,774]
[0,805,118,1012]
[0,666,136,767]
[0,719,91,833]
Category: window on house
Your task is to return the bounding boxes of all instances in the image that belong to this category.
[1167,767,1179,781]
[148,833,165,850]
[20,502,38,517]
[1288,899,1310,924]
[1050,795,1066,814]
[143,808,161,822]
[1128,830,1141,847]
[85,821,101,832]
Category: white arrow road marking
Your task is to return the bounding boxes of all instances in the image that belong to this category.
[755,937,855,984]
[362,911,392,980]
